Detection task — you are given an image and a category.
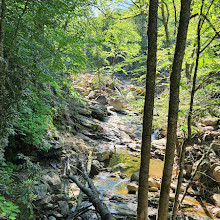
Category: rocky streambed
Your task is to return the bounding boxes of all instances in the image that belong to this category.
[27,73,220,220]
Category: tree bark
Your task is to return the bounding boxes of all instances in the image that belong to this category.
[67,173,116,220]
[188,1,203,142]
[137,0,158,219]
[0,0,6,58]
[157,1,191,219]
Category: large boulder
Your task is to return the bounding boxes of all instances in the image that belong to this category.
[58,201,69,217]
[33,184,48,201]
[109,97,124,111]
[89,103,108,120]
[95,145,113,162]
[201,118,219,126]
[127,182,139,194]
[95,95,108,105]
[90,160,102,176]
[42,172,62,193]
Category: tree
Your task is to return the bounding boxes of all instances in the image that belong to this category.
[157,1,192,219]
[137,0,158,219]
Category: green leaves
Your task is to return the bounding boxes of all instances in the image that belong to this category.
[0,197,20,220]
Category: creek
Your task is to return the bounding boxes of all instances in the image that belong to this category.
[91,109,217,220]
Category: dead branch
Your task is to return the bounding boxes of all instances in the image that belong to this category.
[66,172,116,220]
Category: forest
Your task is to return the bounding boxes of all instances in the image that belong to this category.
[0,0,219,219]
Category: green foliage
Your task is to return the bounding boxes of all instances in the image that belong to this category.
[0,159,40,219]
[0,196,20,220]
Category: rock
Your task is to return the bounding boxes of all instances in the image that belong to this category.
[38,195,53,206]
[90,103,107,120]
[53,194,68,202]
[58,201,69,217]
[96,147,113,162]
[149,187,159,192]
[212,208,220,218]
[127,182,138,194]
[203,133,214,141]
[210,194,220,207]
[127,143,140,152]
[87,90,96,99]
[48,217,56,220]
[213,166,220,184]
[109,97,124,111]
[113,163,128,170]
[46,211,63,218]
[95,95,108,105]
[120,131,133,143]
[90,160,102,176]
[33,184,48,200]
[131,171,139,182]
[152,139,166,151]
[148,177,160,188]
[42,172,62,192]
[202,118,219,126]
[75,106,91,116]
[109,194,136,203]
[119,173,128,179]
[119,125,136,139]
[201,126,215,132]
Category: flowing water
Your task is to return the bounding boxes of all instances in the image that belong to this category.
[92,111,217,219]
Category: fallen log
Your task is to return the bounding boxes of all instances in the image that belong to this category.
[65,172,116,220]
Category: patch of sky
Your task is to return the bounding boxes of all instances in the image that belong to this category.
[92,0,132,17]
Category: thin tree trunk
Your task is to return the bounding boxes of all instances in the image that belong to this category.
[7,0,30,60]
[157,1,191,219]
[188,2,203,142]
[0,0,6,58]
[172,140,187,219]
[137,0,158,219]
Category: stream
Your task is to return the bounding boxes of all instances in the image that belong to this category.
[84,108,216,219]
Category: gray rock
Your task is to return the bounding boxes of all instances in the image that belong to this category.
[90,103,107,120]
[42,173,62,193]
[58,201,69,217]
[75,106,91,116]
[48,216,56,220]
[95,95,108,105]
[53,194,68,202]
[131,171,139,182]
[38,195,52,205]
[113,163,128,170]
[90,160,102,176]
[33,184,48,200]
[96,148,113,162]
[127,182,138,194]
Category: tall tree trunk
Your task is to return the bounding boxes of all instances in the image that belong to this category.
[188,20,202,142]
[137,0,158,219]
[7,0,30,60]
[157,1,191,219]
[0,0,6,58]
[0,0,6,161]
